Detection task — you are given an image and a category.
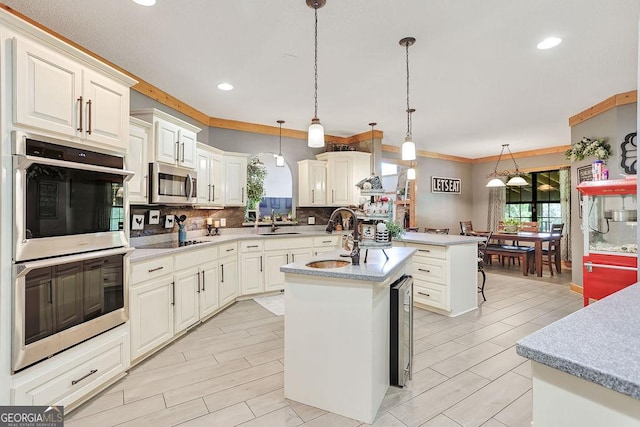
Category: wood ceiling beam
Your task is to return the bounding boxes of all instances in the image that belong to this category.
[569,90,637,127]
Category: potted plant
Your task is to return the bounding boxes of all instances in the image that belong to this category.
[384,221,405,240]
[503,217,522,233]
[245,156,267,220]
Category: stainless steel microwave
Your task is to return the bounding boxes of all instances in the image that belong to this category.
[149,162,197,205]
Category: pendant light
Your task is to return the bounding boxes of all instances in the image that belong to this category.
[275,120,285,167]
[485,144,528,187]
[307,0,326,148]
[369,122,377,174]
[400,37,416,161]
[407,164,416,180]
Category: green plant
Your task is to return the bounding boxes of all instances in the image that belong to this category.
[565,137,611,162]
[503,217,521,226]
[245,156,267,217]
[385,220,405,238]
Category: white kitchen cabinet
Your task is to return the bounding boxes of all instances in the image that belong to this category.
[298,159,327,206]
[312,235,341,256]
[196,143,224,207]
[127,117,151,204]
[173,267,200,334]
[13,36,134,152]
[316,152,371,206]
[218,242,238,306]
[239,240,264,296]
[264,238,313,292]
[130,109,201,170]
[199,261,220,319]
[223,153,248,206]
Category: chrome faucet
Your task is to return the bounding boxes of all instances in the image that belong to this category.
[271,209,278,233]
[325,207,360,265]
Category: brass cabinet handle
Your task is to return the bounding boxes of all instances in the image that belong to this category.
[72,369,97,385]
[77,96,83,132]
[86,99,92,134]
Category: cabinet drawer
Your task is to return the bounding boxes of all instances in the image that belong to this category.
[264,237,308,251]
[414,283,447,310]
[131,255,173,284]
[412,259,447,285]
[174,246,217,270]
[12,326,129,406]
[218,242,238,256]
[240,240,263,252]
[313,235,340,247]
[406,243,447,260]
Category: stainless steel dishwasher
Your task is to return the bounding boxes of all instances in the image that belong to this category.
[390,274,413,387]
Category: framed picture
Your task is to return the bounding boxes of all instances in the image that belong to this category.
[577,165,593,183]
[246,210,258,222]
[360,224,376,240]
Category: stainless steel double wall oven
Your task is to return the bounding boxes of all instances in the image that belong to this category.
[12,132,134,372]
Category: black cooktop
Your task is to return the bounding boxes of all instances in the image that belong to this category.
[136,240,206,249]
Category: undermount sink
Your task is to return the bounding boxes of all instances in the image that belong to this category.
[259,232,301,236]
[306,259,351,269]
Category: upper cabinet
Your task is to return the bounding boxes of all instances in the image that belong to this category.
[130,109,201,170]
[298,160,327,206]
[315,152,371,207]
[196,143,224,207]
[13,36,134,152]
[127,118,151,204]
[223,153,248,207]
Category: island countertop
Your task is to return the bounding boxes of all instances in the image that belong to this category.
[516,282,640,400]
[280,246,415,282]
[395,232,486,246]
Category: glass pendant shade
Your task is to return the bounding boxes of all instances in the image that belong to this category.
[486,178,506,188]
[308,118,324,148]
[506,176,528,186]
[402,137,416,161]
[275,154,285,167]
[407,167,416,180]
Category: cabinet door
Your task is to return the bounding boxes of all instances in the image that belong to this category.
[155,119,180,165]
[240,253,264,295]
[53,262,83,332]
[82,67,129,149]
[173,268,200,334]
[130,277,174,361]
[199,262,219,319]
[224,156,247,206]
[309,162,327,205]
[327,157,350,206]
[127,120,150,204]
[219,257,238,306]
[178,129,197,169]
[291,248,313,265]
[82,259,105,318]
[24,268,54,345]
[210,154,224,206]
[14,37,82,138]
[196,150,211,205]
[264,251,288,292]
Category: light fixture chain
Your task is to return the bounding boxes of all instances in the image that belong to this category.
[313,4,319,118]
[406,42,410,136]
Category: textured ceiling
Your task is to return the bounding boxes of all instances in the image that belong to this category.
[4,0,639,158]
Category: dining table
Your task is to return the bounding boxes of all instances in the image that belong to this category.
[476,231,560,277]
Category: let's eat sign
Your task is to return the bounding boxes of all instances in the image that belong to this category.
[431,176,461,194]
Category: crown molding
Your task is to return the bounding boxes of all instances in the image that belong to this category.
[569,90,637,127]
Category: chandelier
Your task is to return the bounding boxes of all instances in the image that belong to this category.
[486,144,528,187]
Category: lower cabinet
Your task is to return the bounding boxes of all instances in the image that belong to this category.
[264,244,313,292]
[312,235,341,256]
[173,267,200,334]
[219,255,238,306]
[130,276,174,361]
[239,240,264,296]
[199,261,220,318]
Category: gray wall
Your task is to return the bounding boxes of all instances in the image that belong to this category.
[570,103,638,287]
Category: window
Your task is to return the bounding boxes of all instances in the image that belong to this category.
[505,170,562,232]
[381,162,398,176]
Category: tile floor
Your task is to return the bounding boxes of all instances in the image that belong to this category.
[67,265,579,426]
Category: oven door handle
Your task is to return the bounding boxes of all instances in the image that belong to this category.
[14,155,135,182]
[15,247,135,278]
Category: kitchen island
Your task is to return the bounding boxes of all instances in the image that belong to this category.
[281,246,415,424]
[517,283,640,426]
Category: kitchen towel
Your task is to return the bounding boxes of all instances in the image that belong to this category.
[253,294,285,316]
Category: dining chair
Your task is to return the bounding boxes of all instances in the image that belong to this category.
[407,227,420,232]
[477,232,492,302]
[459,221,476,236]
[424,227,449,234]
[542,223,564,275]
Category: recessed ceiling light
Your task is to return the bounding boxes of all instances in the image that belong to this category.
[132,0,156,6]
[537,37,562,50]
[217,82,234,91]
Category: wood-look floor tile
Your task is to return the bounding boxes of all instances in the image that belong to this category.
[388,371,489,427]
[214,337,284,363]
[117,397,208,426]
[418,414,461,426]
[301,411,362,427]
[65,394,165,427]
[443,372,531,427]
[183,331,280,361]
[245,388,288,417]
[378,367,449,414]
[469,346,528,381]
[124,358,250,404]
[488,322,544,348]
[245,318,284,335]
[500,296,577,327]
[163,360,284,407]
[131,351,186,374]
[205,310,275,330]
[422,322,486,347]
[474,296,553,326]
[124,355,218,390]
[493,389,532,427]
[244,347,285,366]
[529,300,584,326]
[66,390,123,420]
[511,360,531,379]
[480,419,507,426]
[412,341,468,373]
[220,315,283,334]
[413,338,435,355]
[452,322,514,347]
[237,406,304,427]
[178,402,255,427]
[203,372,283,412]
[288,400,327,422]
[430,342,506,378]
[163,329,250,355]
[366,412,407,426]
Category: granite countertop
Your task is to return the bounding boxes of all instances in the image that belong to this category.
[516,283,640,400]
[396,231,486,246]
[280,246,415,282]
